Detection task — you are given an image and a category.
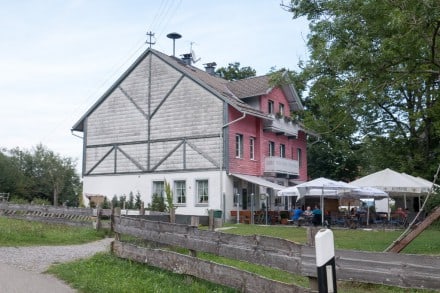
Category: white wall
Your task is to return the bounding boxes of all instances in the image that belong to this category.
[83,170,228,216]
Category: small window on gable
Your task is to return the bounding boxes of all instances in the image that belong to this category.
[235,134,243,158]
[249,137,255,160]
[268,100,274,114]
[279,103,285,116]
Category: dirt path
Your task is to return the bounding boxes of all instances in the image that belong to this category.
[0,238,113,292]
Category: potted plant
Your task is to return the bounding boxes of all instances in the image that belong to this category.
[280,211,289,224]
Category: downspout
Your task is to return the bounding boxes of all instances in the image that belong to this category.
[220,111,246,223]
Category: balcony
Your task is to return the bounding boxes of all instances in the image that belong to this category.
[263,115,299,138]
[264,156,299,176]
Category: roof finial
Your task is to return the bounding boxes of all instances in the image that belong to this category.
[146,31,156,48]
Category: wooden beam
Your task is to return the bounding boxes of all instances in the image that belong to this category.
[387,206,440,253]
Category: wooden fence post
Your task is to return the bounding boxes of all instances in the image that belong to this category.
[112,207,121,241]
[208,209,214,231]
[95,207,102,230]
[189,216,199,257]
[170,207,176,223]
[140,201,145,215]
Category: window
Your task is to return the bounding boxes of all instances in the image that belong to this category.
[268,100,274,114]
[196,180,209,204]
[280,144,286,158]
[152,181,164,197]
[235,134,243,158]
[249,137,255,160]
[174,180,186,204]
[279,103,285,116]
[269,141,275,156]
[297,148,302,167]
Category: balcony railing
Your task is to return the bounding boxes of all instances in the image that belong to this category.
[263,115,299,137]
[264,156,299,176]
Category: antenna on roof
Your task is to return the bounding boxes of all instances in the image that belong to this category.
[146,31,156,48]
[167,32,182,57]
[190,42,201,64]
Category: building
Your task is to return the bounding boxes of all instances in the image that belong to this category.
[72,48,311,220]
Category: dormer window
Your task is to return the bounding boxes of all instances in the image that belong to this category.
[268,100,274,114]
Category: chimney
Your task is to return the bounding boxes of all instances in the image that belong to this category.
[181,53,192,65]
[204,62,217,75]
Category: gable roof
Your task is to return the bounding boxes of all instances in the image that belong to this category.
[72,48,303,132]
[227,73,304,112]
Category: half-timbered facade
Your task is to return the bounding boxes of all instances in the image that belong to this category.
[72,48,309,219]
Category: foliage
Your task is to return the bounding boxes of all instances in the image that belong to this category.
[134,192,142,209]
[216,62,256,81]
[284,0,440,180]
[0,217,105,246]
[147,193,166,212]
[48,253,237,293]
[0,144,81,206]
[164,180,174,212]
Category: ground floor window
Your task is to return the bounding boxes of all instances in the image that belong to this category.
[196,180,209,204]
[152,181,164,197]
[174,180,186,204]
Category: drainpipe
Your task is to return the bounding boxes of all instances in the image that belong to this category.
[220,111,246,223]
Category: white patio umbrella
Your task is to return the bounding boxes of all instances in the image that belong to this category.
[343,187,389,225]
[284,177,358,224]
[350,168,429,195]
[351,168,431,211]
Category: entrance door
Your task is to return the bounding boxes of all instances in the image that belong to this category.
[242,188,248,210]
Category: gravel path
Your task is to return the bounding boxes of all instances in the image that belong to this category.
[0,238,113,293]
[0,237,113,272]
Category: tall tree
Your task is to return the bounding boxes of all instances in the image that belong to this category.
[285,0,440,179]
[216,62,256,80]
[4,145,80,205]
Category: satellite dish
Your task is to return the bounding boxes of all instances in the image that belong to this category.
[190,42,201,64]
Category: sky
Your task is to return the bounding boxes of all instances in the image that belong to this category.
[0,0,310,173]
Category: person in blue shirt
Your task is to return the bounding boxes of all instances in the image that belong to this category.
[312,205,322,227]
[291,205,304,226]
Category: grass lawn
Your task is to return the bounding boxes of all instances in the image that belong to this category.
[217,223,440,254]
[2,217,438,292]
[47,252,236,293]
[0,217,107,246]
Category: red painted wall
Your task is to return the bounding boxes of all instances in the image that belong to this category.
[227,88,308,181]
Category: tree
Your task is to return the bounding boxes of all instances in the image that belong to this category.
[216,62,256,80]
[285,0,440,179]
[2,145,81,205]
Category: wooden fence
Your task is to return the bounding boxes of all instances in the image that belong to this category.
[0,203,111,229]
[112,214,440,292]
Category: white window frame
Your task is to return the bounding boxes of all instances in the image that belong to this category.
[279,103,285,116]
[269,141,275,157]
[249,137,255,160]
[280,144,286,158]
[174,180,186,205]
[196,179,209,204]
[235,134,243,158]
[152,181,165,197]
[297,148,302,167]
[268,100,274,114]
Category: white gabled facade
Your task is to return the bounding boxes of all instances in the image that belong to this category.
[73,49,232,216]
[73,48,308,220]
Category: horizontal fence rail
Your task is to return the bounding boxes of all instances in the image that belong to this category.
[113,215,440,291]
[0,203,111,229]
[112,240,310,293]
